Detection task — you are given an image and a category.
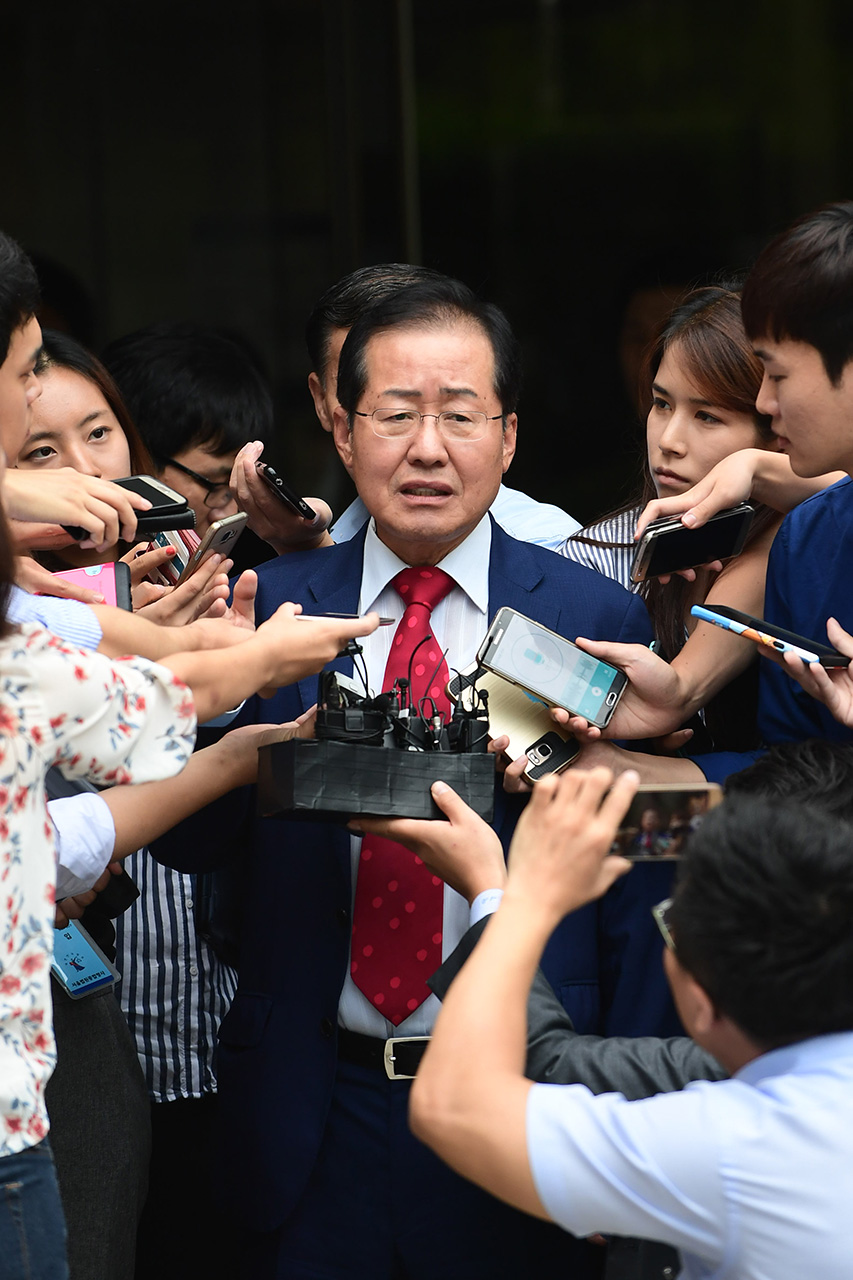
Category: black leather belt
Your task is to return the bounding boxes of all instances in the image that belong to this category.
[337,1028,431,1080]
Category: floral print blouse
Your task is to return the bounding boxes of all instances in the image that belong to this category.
[0,623,196,1158]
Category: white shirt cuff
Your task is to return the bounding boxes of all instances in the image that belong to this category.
[469,887,504,927]
[51,793,117,898]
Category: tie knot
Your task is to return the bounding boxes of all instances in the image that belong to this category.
[392,566,455,613]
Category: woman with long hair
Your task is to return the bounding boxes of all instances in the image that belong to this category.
[559,283,782,751]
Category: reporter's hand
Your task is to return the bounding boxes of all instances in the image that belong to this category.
[504,767,636,927]
[4,468,151,550]
[254,604,380,689]
[552,638,686,741]
[14,555,107,604]
[349,780,507,903]
[230,441,334,553]
[212,710,317,787]
[134,555,233,625]
[781,616,853,727]
[54,865,117,928]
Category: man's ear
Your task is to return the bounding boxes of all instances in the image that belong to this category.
[332,405,354,473]
[308,372,334,433]
[501,413,518,475]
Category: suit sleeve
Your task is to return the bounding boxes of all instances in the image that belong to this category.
[428,918,726,1097]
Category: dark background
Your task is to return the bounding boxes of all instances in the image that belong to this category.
[2,0,850,524]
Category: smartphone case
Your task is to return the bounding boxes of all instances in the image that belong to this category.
[53,561,132,611]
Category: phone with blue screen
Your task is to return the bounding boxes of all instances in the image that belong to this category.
[477,608,628,728]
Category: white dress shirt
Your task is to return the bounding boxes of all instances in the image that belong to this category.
[527,1031,853,1279]
[332,483,580,551]
[337,515,494,1038]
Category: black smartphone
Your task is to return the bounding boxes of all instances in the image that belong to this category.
[477,608,627,729]
[255,461,317,521]
[630,503,754,583]
[614,784,722,860]
[447,664,580,780]
[690,604,851,668]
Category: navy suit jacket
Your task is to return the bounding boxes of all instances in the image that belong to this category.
[153,519,652,1231]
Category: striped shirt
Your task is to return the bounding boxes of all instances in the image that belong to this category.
[558,507,641,593]
[115,852,238,1102]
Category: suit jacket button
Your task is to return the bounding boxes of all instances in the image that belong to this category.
[337,908,350,930]
[320,1017,334,1039]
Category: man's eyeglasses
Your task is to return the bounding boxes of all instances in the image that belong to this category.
[354,408,503,442]
[652,898,675,952]
[164,458,234,509]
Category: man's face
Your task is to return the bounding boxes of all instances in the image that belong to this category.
[160,444,240,536]
[0,316,43,463]
[753,337,853,477]
[332,322,516,566]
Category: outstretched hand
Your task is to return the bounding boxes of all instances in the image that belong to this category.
[229,441,334,553]
[350,780,506,903]
[504,766,637,928]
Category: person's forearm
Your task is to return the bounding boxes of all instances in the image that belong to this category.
[159,640,276,724]
[92,605,204,659]
[750,451,844,512]
[101,738,254,857]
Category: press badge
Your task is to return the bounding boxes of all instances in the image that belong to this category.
[52,921,119,999]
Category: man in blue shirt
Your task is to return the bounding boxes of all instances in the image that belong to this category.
[406,766,853,1280]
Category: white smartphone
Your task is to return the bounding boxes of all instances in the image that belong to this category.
[477,607,627,729]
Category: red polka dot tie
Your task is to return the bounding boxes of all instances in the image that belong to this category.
[351,565,456,1025]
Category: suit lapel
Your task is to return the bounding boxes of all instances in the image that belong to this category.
[486,519,562,632]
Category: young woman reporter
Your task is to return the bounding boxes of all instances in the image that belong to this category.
[13,330,230,623]
[557,285,783,752]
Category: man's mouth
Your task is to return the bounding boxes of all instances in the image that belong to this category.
[399,484,452,497]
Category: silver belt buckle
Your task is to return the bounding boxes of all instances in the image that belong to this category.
[383,1035,430,1080]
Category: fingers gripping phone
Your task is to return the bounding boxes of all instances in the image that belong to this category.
[630,503,755,583]
[62,475,196,541]
[447,664,580,781]
[690,604,851,668]
[477,608,627,729]
[175,512,248,585]
[255,462,317,521]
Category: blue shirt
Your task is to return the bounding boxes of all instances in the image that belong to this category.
[528,1031,853,1279]
[691,477,853,782]
[7,584,102,650]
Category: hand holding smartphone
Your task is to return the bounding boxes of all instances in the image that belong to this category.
[477,608,627,728]
[630,503,754,583]
[62,475,196,541]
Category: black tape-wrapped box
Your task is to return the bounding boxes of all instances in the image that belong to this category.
[257,739,495,823]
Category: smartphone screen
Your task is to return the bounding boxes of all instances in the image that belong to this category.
[614,784,722,860]
[479,610,625,725]
[631,505,754,582]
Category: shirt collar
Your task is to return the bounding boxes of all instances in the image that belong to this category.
[361,515,492,615]
[736,1030,853,1086]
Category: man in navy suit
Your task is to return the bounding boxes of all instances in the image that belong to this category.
[154,278,652,1278]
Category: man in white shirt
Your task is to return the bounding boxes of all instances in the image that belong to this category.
[405,767,853,1280]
